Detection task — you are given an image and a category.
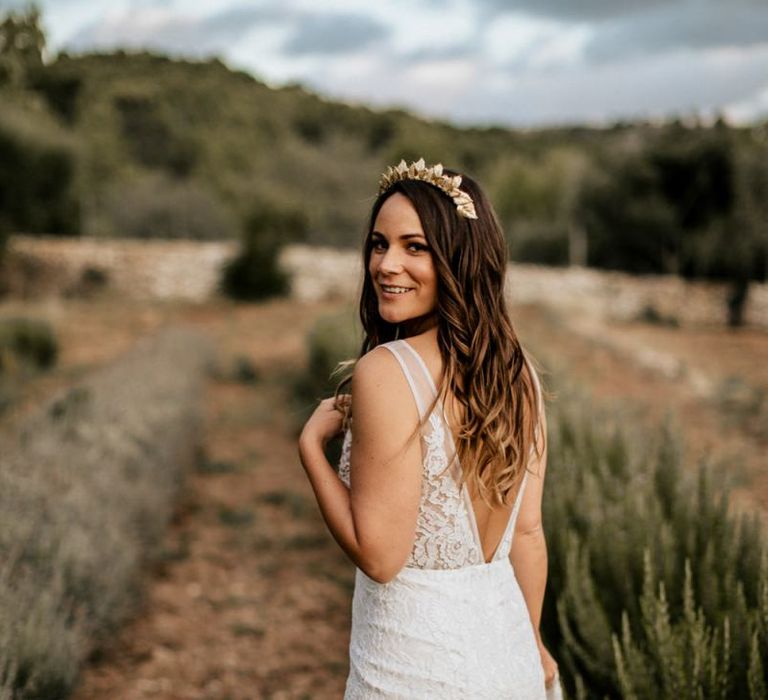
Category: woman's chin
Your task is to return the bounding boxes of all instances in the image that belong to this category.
[377,298,435,326]
[378,308,431,328]
[379,309,404,324]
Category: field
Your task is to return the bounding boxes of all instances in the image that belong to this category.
[1,293,766,699]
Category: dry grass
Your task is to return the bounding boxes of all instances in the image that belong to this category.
[0,326,212,699]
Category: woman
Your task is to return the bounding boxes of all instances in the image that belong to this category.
[298,158,561,698]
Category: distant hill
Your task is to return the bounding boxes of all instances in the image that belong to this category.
[9,49,639,250]
[2,40,766,289]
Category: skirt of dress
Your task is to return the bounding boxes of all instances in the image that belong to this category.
[344,557,547,699]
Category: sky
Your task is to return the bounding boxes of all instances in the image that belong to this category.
[3,0,768,128]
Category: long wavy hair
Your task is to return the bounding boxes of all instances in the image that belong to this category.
[333,166,551,508]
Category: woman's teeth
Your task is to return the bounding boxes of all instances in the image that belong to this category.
[382,285,412,294]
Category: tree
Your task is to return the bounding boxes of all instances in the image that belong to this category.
[578,121,767,326]
[220,203,307,300]
[0,4,45,88]
[724,137,768,326]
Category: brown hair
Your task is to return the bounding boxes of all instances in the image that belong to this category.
[333,166,552,508]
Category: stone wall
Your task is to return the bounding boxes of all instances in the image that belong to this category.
[280,244,768,329]
[4,235,767,329]
[4,235,237,302]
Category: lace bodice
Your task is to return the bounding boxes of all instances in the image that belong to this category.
[337,339,542,571]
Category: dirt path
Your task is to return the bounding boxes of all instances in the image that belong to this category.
[64,297,354,700]
[2,294,765,699]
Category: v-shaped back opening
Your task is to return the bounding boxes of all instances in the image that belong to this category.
[396,338,531,565]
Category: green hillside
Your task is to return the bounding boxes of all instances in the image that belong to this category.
[1,7,766,295]
[0,48,684,247]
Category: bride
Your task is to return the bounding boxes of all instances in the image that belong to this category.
[298,158,561,698]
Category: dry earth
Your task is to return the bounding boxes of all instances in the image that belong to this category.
[1,294,766,699]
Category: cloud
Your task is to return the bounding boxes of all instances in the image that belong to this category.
[64,5,390,61]
[65,4,283,54]
[475,0,668,22]
[280,12,389,56]
[584,5,768,62]
[447,44,768,127]
[400,43,476,63]
[199,5,283,36]
[474,1,768,61]
[725,82,768,123]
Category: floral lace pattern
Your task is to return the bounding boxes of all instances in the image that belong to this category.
[345,558,547,699]
[408,411,483,568]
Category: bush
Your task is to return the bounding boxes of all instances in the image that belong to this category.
[64,266,110,299]
[0,317,57,375]
[542,384,767,699]
[220,203,307,301]
[0,326,213,699]
[0,106,80,237]
[635,304,680,327]
[293,309,359,405]
[290,309,359,463]
[113,92,198,177]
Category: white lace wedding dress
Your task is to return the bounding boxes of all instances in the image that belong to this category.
[337,339,549,699]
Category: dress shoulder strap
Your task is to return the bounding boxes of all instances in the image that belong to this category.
[378,340,437,421]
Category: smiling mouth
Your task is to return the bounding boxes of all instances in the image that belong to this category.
[380,284,414,295]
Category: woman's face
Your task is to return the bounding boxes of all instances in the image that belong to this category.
[368,192,438,326]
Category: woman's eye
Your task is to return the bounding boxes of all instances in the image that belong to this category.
[371,240,427,253]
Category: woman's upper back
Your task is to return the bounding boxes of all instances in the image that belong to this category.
[338,334,542,571]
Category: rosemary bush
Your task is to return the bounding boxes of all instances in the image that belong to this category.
[542,383,767,699]
[0,325,213,699]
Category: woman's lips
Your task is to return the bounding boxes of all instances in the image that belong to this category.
[379,284,414,299]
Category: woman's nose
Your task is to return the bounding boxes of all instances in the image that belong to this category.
[378,246,405,273]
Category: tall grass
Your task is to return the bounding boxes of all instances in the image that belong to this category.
[0,325,213,699]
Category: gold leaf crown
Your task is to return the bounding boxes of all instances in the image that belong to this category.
[378,157,478,220]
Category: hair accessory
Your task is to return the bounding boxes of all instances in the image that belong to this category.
[378,157,478,219]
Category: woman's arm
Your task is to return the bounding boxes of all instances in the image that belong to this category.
[298,346,422,584]
[510,366,560,688]
[509,403,549,645]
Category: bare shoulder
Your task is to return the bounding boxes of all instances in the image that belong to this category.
[351,345,417,430]
[352,344,400,386]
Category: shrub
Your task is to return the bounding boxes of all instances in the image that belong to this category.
[220,203,307,301]
[543,385,767,699]
[0,326,213,699]
[0,317,57,375]
[635,304,680,327]
[290,309,359,464]
[713,376,768,443]
[0,105,80,237]
[64,266,110,299]
[292,310,358,411]
[113,92,198,177]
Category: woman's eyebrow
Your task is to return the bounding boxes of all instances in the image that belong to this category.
[371,231,426,240]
